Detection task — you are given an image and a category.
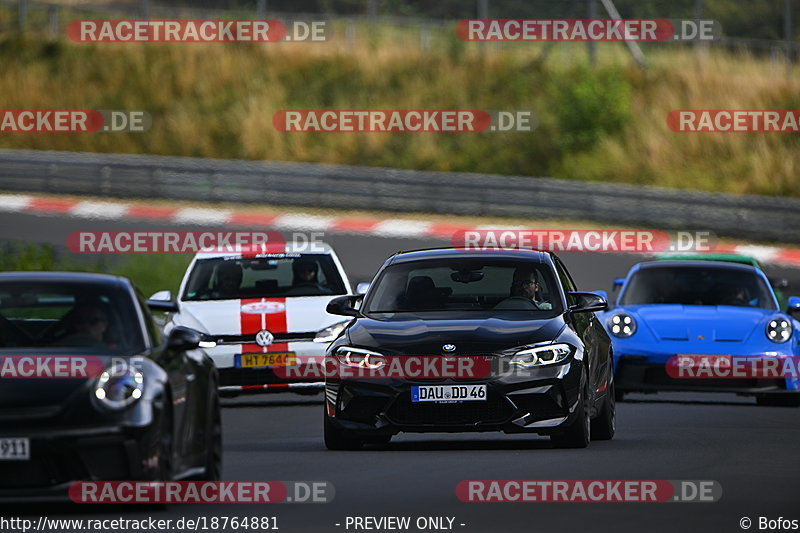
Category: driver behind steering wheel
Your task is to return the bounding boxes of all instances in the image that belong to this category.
[494,267,553,310]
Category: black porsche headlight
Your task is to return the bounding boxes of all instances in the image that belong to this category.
[93,366,144,411]
[766,317,792,343]
[510,343,572,367]
[609,313,637,338]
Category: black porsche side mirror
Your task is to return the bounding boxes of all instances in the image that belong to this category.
[166,326,202,352]
[326,295,363,318]
[568,292,608,313]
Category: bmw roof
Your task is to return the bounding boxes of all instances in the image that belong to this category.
[387,247,550,264]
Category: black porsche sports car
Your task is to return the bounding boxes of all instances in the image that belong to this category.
[0,272,221,501]
[323,248,614,449]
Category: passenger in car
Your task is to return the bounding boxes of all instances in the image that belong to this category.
[215,262,244,299]
[55,303,109,347]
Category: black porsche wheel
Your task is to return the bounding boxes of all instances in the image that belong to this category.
[591,371,616,441]
[324,413,364,450]
[551,381,591,449]
[201,391,223,480]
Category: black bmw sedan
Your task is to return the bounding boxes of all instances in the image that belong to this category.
[0,272,221,500]
[323,248,614,449]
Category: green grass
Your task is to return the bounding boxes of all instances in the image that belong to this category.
[0,242,190,296]
[1,17,799,197]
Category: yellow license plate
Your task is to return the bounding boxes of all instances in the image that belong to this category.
[240,352,297,368]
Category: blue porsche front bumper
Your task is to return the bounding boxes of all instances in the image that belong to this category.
[613,345,800,394]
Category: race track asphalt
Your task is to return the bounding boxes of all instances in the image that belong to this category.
[2,210,799,533]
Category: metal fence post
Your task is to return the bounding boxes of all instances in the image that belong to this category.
[420,26,431,51]
[587,0,597,66]
[346,21,355,49]
[139,0,149,19]
[257,0,267,19]
[785,0,793,73]
[18,0,27,33]
[49,6,60,39]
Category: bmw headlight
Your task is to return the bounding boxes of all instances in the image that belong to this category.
[314,321,349,343]
[766,317,792,343]
[510,343,572,367]
[335,346,385,369]
[93,366,144,411]
[609,313,637,338]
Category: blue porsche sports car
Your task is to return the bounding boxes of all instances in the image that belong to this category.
[597,260,800,406]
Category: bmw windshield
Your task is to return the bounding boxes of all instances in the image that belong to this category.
[364,258,563,318]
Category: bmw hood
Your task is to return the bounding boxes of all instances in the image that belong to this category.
[346,316,566,355]
[626,305,775,342]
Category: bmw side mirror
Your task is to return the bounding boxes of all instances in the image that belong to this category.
[593,290,610,308]
[327,295,363,318]
[166,326,202,352]
[788,296,800,319]
[568,292,608,313]
[147,290,179,312]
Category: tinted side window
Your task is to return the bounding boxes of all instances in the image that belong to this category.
[553,257,577,306]
[135,289,162,346]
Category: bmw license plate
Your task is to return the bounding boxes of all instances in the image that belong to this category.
[0,438,30,460]
[412,384,486,403]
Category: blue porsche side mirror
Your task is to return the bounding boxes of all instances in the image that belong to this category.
[788,296,800,318]
[612,278,625,292]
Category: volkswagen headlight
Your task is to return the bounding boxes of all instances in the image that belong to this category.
[510,343,572,367]
[93,366,144,411]
[335,346,385,369]
[766,317,792,343]
[609,313,637,338]
[314,321,349,343]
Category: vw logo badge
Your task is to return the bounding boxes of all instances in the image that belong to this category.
[255,330,274,347]
[442,344,456,353]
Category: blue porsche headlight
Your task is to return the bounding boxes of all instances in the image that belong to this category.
[609,313,636,338]
[766,317,792,343]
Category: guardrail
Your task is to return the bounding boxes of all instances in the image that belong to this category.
[0,148,798,243]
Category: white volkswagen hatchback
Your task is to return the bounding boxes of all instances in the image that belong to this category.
[153,242,352,395]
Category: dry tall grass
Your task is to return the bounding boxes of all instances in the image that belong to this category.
[0,21,798,197]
